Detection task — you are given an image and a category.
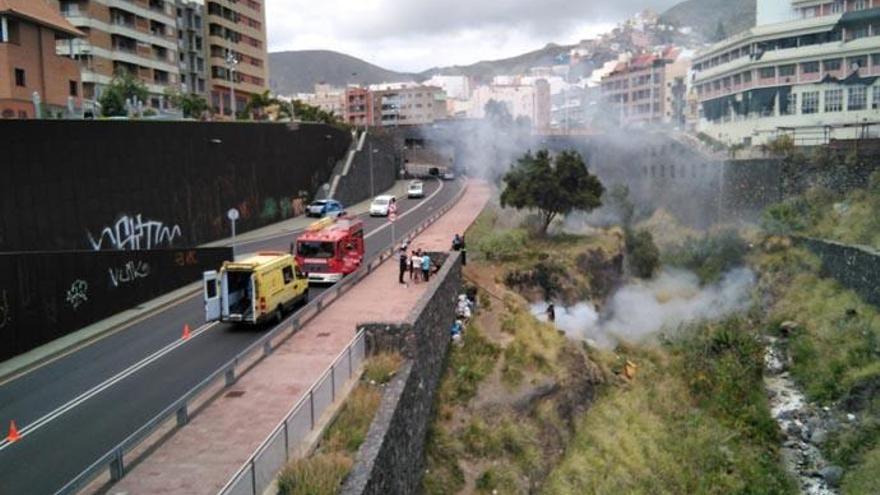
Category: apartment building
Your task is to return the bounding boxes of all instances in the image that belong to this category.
[371,83,447,127]
[176,0,205,96]
[205,0,268,116]
[301,83,344,116]
[469,80,552,129]
[57,0,180,108]
[693,0,880,146]
[1,0,83,118]
[600,47,690,127]
[344,86,373,127]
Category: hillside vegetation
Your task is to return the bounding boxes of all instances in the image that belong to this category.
[661,0,756,40]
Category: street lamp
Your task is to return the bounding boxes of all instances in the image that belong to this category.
[368,141,380,198]
[225,50,239,117]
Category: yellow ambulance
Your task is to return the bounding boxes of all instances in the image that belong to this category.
[203,252,309,325]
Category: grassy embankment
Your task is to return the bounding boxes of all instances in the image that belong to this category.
[757,169,880,493]
[277,353,402,495]
[424,205,796,494]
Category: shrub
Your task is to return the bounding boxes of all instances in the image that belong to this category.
[322,386,381,453]
[438,324,500,404]
[625,229,660,279]
[664,229,749,284]
[477,228,528,261]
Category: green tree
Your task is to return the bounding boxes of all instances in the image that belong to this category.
[166,88,209,119]
[292,100,343,125]
[500,149,605,235]
[99,70,149,117]
[245,90,275,120]
[626,229,660,279]
[608,184,635,228]
[484,99,514,127]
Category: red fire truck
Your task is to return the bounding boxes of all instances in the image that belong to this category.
[294,215,365,284]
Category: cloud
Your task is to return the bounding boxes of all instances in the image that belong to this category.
[266,0,681,72]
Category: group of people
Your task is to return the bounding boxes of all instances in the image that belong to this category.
[398,242,435,285]
[451,290,476,343]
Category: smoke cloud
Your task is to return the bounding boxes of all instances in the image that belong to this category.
[532,267,756,348]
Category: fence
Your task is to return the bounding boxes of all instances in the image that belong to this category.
[55,178,468,495]
[219,332,367,495]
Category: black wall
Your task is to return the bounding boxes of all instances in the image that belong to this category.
[0,247,231,362]
[333,131,400,207]
[0,120,351,251]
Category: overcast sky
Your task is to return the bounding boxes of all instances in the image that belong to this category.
[266,0,682,72]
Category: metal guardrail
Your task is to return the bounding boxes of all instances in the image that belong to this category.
[56,179,468,495]
[218,331,366,495]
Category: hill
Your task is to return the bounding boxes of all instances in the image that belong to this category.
[421,43,577,82]
[661,0,756,41]
[268,50,418,95]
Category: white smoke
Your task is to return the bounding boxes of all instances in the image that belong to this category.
[532,267,756,349]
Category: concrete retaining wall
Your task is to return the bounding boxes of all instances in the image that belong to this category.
[341,251,461,494]
[332,131,400,207]
[796,237,880,308]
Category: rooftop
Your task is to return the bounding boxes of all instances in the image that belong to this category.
[0,0,83,37]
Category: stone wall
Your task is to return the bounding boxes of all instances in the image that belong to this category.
[332,131,401,207]
[796,237,880,308]
[341,251,461,495]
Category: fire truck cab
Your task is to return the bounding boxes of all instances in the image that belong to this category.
[295,215,365,284]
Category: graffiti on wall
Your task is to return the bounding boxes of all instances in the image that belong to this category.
[108,260,151,288]
[66,280,88,310]
[0,290,10,329]
[87,214,182,251]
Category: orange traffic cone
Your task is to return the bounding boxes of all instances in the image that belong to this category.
[7,420,21,443]
[182,324,192,340]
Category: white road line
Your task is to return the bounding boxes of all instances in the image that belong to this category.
[0,322,218,451]
[0,179,456,449]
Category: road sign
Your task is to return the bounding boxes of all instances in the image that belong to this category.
[227,208,240,221]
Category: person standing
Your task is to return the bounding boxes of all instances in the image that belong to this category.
[411,250,421,284]
[546,303,556,323]
[421,252,431,282]
[398,245,409,284]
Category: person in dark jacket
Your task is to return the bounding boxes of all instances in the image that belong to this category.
[546,303,556,323]
[398,243,409,284]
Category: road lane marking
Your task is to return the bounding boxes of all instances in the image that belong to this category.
[365,178,445,240]
[0,322,218,452]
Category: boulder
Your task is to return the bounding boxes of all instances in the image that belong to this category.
[820,465,844,487]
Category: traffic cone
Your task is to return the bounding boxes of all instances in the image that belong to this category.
[182,324,192,340]
[7,420,21,443]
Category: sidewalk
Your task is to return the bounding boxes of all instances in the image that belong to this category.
[109,180,492,495]
[0,181,410,383]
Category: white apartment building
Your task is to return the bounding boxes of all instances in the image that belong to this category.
[469,80,552,129]
[694,0,880,146]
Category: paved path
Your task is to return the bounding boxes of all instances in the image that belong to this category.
[109,180,491,494]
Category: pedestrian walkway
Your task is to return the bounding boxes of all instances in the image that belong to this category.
[108,180,491,494]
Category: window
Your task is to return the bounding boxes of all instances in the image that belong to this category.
[282,266,294,284]
[848,56,868,70]
[832,1,843,13]
[205,278,217,299]
[825,88,843,112]
[743,71,752,83]
[69,80,78,97]
[824,59,842,71]
[759,67,776,78]
[5,19,19,43]
[873,87,880,109]
[854,0,867,10]
[801,61,820,74]
[848,86,866,110]
[14,68,25,87]
[802,91,819,114]
[779,65,796,77]
[873,54,880,67]
[783,93,798,115]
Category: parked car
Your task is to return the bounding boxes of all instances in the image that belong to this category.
[407,181,425,199]
[369,195,397,217]
[306,199,344,218]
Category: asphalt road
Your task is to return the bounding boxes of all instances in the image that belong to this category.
[0,177,462,495]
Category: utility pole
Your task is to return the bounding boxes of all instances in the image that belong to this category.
[369,140,375,198]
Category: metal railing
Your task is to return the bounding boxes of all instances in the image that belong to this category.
[218,332,367,495]
[56,179,468,495]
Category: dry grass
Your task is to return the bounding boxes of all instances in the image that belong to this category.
[277,353,401,495]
